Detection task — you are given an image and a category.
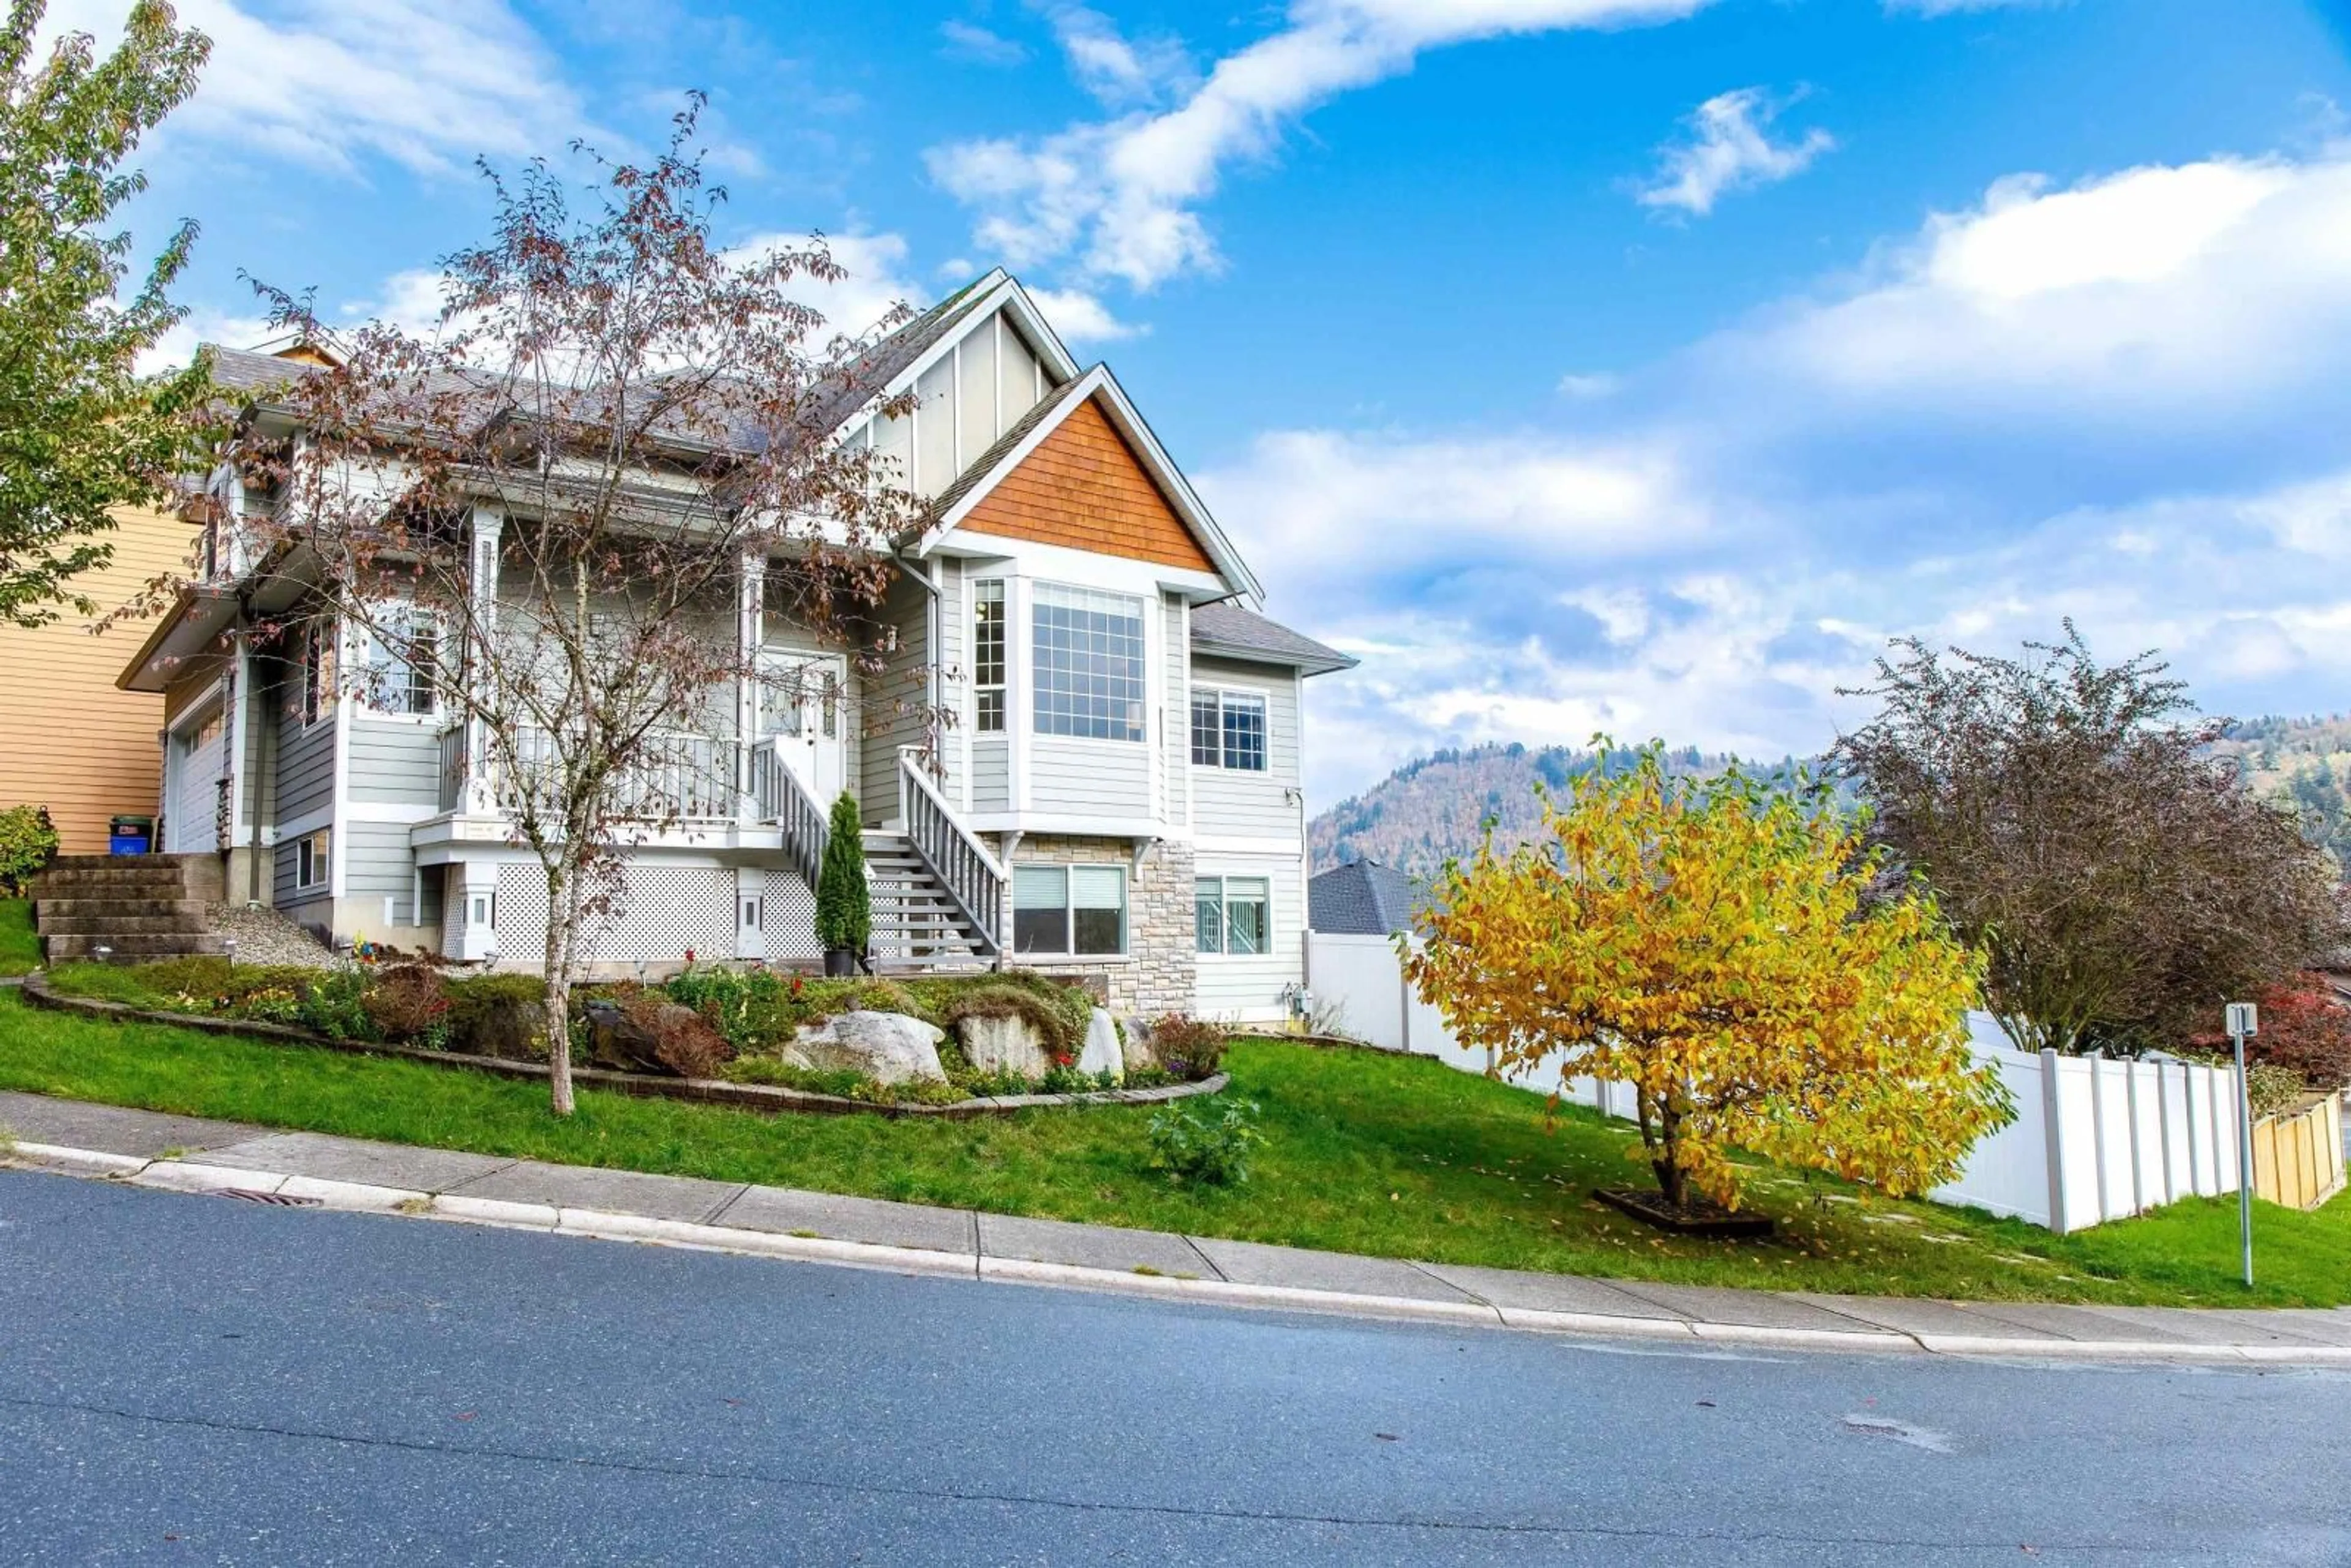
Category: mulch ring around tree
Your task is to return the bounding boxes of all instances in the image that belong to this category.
[1596,1186,1776,1238]
[17,973,1227,1121]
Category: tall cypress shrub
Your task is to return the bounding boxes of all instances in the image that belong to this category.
[814,790,870,954]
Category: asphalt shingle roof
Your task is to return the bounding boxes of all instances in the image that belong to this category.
[1190,600,1355,674]
[1309,860,1431,936]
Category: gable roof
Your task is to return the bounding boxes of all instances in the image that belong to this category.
[1190,601,1355,676]
[909,362,1262,599]
[1309,860,1432,937]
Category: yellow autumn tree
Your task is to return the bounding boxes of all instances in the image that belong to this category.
[1403,745,2008,1212]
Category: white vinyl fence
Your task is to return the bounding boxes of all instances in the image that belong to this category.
[1303,931,2244,1233]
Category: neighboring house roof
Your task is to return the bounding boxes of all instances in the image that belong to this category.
[1191,601,1356,677]
[1310,859,1430,936]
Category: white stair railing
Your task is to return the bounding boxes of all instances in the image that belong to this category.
[752,738,831,891]
[896,746,1006,955]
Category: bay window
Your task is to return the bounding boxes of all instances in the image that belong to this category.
[1033,583,1145,741]
[1014,863,1127,956]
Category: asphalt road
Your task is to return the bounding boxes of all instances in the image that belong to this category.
[1,1169,2344,1567]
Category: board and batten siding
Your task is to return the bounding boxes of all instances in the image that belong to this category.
[1188,656,1300,839]
[0,504,199,851]
[1194,856,1305,1022]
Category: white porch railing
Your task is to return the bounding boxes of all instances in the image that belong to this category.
[898,746,1007,955]
[438,723,741,825]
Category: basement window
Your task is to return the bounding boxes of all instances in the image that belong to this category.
[294,829,331,891]
[1012,863,1126,956]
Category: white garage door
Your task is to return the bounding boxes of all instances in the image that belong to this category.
[167,703,225,853]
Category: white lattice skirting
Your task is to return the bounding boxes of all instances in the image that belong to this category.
[494,864,742,965]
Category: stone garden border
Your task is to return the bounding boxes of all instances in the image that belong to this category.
[19,973,1228,1120]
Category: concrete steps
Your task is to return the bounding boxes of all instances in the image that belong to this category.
[31,855,223,964]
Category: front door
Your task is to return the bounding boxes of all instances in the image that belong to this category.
[762,655,847,803]
[167,702,226,853]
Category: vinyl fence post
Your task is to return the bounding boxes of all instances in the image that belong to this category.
[2040,1048,2068,1236]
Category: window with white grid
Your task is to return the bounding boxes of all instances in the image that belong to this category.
[1032,583,1145,742]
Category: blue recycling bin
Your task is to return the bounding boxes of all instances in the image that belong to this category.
[108,815,152,855]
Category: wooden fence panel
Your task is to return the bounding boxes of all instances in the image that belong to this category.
[2250,1092,2345,1211]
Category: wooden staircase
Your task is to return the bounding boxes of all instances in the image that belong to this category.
[863,831,992,968]
[32,854,225,962]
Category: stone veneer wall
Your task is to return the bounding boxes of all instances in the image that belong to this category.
[1005,833,1195,1018]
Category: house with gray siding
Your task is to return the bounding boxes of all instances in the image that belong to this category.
[117,273,1354,1024]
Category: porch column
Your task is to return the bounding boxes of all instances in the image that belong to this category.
[736,547,765,812]
[463,506,504,816]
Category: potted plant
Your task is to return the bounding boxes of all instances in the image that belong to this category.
[815,790,870,977]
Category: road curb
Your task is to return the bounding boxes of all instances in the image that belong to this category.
[7,1145,2347,1368]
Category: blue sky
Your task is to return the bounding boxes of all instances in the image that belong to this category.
[68,0,2351,804]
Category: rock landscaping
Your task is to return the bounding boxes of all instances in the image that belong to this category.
[32,957,1228,1115]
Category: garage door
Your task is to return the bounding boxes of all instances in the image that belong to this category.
[167,703,225,853]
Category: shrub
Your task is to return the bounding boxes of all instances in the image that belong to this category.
[719,1056,871,1098]
[361,965,451,1046]
[295,970,377,1041]
[637,995,733,1079]
[814,791,870,954]
[0,805,58,895]
[1145,1014,1228,1080]
[442,972,547,1059]
[2186,973,2351,1093]
[1147,1098,1263,1187]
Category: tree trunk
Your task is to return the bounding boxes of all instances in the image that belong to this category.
[1650,1097,1687,1210]
[542,863,575,1118]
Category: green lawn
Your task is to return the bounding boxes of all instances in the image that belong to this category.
[1,988,2344,1307]
[0,901,37,977]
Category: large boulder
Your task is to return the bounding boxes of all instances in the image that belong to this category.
[1118,1013,1161,1076]
[959,1012,1051,1079]
[793,1010,948,1085]
[583,997,731,1078]
[1078,1008,1125,1083]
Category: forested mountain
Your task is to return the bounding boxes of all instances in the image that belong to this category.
[1308,742,1779,877]
[2214,714,2351,871]
[1313,716,2351,883]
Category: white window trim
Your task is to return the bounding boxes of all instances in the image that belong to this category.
[294,827,332,891]
[1011,861,1130,958]
[1194,872,1272,958]
[1190,687,1269,772]
[972,577,1006,735]
[1030,580,1149,746]
[298,618,336,732]
[356,603,446,723]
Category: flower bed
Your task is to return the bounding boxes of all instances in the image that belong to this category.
[30,959,1229,1116]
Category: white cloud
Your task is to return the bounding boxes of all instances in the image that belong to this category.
[1697,153,2351,427]
[1040,4,1191,107]
[1556,371,1619,399]
[1025,286,1145,344]
[46,0,593,177]
[926,0,1711,290]
[1208,142,2351,801]
[1885,0,2065,15]
[939,20,1029,66]
[724,231,924,341]
[1634,88,1835,217]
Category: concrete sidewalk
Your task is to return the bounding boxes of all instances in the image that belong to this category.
[6,1087,2349,1367]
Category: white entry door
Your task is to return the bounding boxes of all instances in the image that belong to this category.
[762,655,847,804]
[167,702,226,852]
